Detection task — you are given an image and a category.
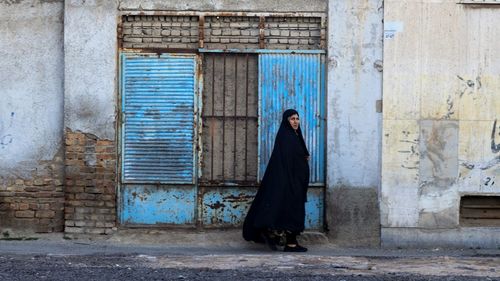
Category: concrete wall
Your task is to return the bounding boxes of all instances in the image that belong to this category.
[64,0,118,139]
[382,0,500,247]
[0,0,64,178]
[0,0,66,234]
[327,0,384,246]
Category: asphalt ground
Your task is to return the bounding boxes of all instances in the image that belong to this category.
[0,230,499,280]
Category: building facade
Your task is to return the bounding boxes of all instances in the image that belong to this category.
[1,0,498,248]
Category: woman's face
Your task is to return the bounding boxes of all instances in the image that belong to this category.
[288,114,300,130]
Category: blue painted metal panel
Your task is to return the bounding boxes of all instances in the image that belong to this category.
[201,188,255,227]
[201,187,323,229]
[304,188,324,229]
[121,185,196,225]
[121,53,197,184]
[258,54,326,184]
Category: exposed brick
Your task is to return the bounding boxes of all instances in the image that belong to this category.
[15,210,35,218]
[36,210,55,218]
[18,203,30,210]
[65,227,84,234]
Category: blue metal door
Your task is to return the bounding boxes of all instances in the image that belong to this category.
[259,53,326,229]
[120,53,198,225]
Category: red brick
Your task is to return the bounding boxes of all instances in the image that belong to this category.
[75,193,95,200]
[75,207,92,214]
[49,202,65,211]
[85,187,104,194]
[0,191,14,197]
[18,203,30,210]
[15,210,35,218]
[66,186,84,193]
[67,200,83,207]
[65,227,84,234]
[84,201,105,207]
[96,195,114,201]
[38,203,51,210]
[34,192,55,198]
[36,210,55,218]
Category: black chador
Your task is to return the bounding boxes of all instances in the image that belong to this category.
[243,109,310,244]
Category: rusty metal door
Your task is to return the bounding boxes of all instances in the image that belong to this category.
[258,52,326,229]
[199,53,259,227]
[119,53,199,225]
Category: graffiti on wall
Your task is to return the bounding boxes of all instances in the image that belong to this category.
[460,119,500,189]
[0,112,14,149]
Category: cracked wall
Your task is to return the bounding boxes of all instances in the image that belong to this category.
[0,0,65,233]
[327,0,383,246]
[381,0,500,246]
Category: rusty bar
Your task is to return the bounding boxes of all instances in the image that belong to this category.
[222,53,226,182]
[117,16,124,48]
[202,116,256,120]
[234,55,238,180]
[121,48,199,54]
[320,16,327,49]
[198,15,205,49]
[118,11,326,18]
[244,54,249,182]
[259,16,265,49]
[198,49,325,54]
[211,55,215,182]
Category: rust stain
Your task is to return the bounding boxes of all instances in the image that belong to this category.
[223,193,254,203]
[206,201,225,210]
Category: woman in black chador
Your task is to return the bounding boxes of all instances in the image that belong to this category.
[243,109,310,252]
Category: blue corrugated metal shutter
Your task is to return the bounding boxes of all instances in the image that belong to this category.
[259,53,325,184]
[121,53,197,184]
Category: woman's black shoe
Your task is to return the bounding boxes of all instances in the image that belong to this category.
[283,244,308,252]
[260,232,278,251]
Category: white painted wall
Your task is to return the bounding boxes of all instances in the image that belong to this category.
[327,0,384,188]
[0,1,64,178]
[381,0,500,247]
[64,0,118,140]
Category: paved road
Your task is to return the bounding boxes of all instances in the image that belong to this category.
[1,253,499,281]
[0,231,499,280]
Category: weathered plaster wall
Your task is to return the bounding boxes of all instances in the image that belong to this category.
[64,0,118,139]
[327,0,383,245]
[382,0,500,247]
[0,0,65,234]
[118,0,326,12]
[0,0,64,177]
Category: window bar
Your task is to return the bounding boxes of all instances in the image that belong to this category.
[244,54,249,182]
[233,55,238,180]
[210,55,215,182]
[222,53,226,182]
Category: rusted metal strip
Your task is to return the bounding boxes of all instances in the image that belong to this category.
[233,56,238,179]
[120,48,199,54]
[211,55,216,182]
[198,15,205,49]
[118,11,327,18]
[320,16,327,49]
[244,54,249,182]
[259,16,265,49]
[222,53,226,182]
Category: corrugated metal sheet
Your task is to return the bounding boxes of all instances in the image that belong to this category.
[258,53,325,184]
[121,53,197,184]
